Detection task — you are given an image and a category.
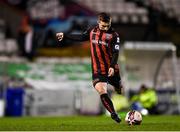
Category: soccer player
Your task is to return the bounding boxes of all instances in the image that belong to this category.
[56,12,123,123]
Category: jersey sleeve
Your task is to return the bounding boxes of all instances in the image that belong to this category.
[64,27,91,42]
[112,32,120,53]
[110,32,120,68]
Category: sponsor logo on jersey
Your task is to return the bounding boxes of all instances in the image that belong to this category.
[92,32,99,36]
[115,45,119,50]
[92,39,108,46]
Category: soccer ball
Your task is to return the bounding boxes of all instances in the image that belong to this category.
[125,110,142,125]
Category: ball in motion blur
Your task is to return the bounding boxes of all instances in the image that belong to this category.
[125,110,142,125]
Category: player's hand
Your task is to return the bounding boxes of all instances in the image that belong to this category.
[56,32,64,41]
[108,67,114,77]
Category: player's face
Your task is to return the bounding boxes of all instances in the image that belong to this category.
[98,20,111,31]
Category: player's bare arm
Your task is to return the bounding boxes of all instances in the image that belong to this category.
[108,33,120,77]
[56,28,90,42]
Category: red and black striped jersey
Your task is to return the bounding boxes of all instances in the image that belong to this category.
[64,26,120,75]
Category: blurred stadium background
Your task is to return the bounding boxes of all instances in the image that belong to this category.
[0,0,180,126]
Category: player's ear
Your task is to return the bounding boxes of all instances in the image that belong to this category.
[110,17,112,23]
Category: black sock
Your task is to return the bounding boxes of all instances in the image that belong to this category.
[100,93,115,114]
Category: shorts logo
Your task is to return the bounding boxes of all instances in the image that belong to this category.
[93,78,100,83]
[93,78,100,87]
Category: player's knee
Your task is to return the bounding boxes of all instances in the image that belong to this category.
[95,88,106,95]
[94,83,107,95]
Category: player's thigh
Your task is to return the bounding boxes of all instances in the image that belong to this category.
[92,74,107,94]
[92,74,107,87]
[94,82,108,94]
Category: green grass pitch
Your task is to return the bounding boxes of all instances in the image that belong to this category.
[0,115,180,131]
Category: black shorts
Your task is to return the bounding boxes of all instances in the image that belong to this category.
[92,73,121,89]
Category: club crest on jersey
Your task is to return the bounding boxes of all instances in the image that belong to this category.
[105,33,112,39]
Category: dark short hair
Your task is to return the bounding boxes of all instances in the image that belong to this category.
[98,12,111,23]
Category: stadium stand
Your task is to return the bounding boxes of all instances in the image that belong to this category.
[156,58,180,89]
[76,0,149,24]
[126,0,180,24]
[76,0,180,25]
[0,0,180,117]
[0,18,18,55]
[156,0,180,22]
